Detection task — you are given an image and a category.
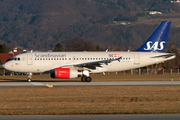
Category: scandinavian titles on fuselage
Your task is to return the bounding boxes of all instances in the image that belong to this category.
[34,53,66,58]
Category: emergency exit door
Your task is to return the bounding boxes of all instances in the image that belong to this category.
[134,53,140,65]
[27,54,33,65]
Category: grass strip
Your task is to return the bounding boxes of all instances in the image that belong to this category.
[0,86,180,115]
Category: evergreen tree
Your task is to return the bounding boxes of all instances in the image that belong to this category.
[54,43,63,51]
[66,38,96,51]
[95,45,100,51]
[0,43,6,53]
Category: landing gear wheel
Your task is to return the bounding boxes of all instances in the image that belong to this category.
[81,77,86,82]
[27,72,32,82]
[27,78,31,82]
[85,77,92,82]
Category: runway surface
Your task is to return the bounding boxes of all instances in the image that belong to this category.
[0,114,180,120]
[0,81,180,86]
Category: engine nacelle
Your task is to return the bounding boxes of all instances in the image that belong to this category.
[50,68,80,79]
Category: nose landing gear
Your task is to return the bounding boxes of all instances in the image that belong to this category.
[27,72,32,82]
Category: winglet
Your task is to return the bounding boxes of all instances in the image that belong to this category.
[116,56,122,62]
[135,21,171,53]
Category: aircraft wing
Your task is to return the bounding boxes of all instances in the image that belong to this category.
[73,59,113,69]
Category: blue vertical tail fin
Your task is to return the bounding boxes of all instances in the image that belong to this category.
[135,21,171,52]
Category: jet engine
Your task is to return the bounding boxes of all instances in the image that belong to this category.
[50,68,82,79]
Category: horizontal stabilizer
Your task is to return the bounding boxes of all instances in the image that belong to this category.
[151,53,176,59]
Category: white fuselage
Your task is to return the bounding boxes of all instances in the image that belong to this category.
[4,51,175,73]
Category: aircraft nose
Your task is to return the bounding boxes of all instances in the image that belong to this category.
[4,62,11,71]
[4,62,7,69]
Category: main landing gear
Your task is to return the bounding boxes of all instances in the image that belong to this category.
[27,72,32,82]
[81,70,92,82]
[81,76,92,82]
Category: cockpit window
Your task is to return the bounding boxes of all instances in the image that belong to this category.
[14,57,20,61]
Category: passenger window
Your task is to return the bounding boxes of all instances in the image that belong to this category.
[18,58,20,61]
[77,58,78,60]
[57,58,58,60]
[51,58,53,60]
[82,58,84,60]
[69,58,71,60]
[65,58,67,60]
[60,58,61,60]
[62,58,64,60]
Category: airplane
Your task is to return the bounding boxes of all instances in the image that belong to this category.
[4,21,175,82]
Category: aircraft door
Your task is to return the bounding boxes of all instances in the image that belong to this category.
[134,53,140,65]
[27,54,33,65]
